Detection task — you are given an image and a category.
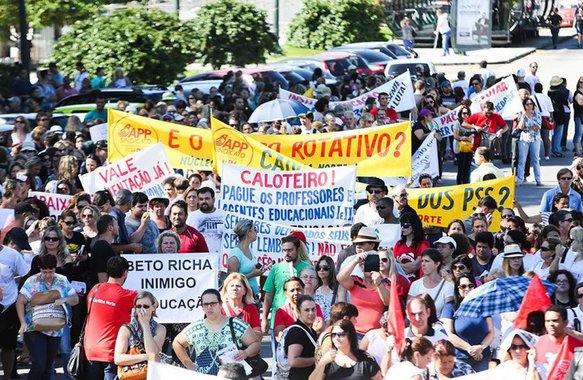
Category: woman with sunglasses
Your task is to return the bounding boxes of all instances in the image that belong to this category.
[514,97,543,186]
[549,270,577,308]
[59,210,86,259]
[549,209,574,245]
[173,289,260,375]
[393,212,430,282]
[531,237,563,281]
[441,273,494,372]
[11,116,32,150]
[309,320,381,380]
[488,329,538,378]
[450,255,475,280]
[314,255,339,322]
[453,106,475,184]
[408,248,454,316]
[114,291,166,377]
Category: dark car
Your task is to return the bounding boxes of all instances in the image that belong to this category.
[54,87,166,108]
[329,48,393,74]
[180,68,289,95]
[340,42,418,59]
[279,52,373,77]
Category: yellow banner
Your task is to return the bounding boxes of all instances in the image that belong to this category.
[253,122,412,177]
[407,176,515,229]
[107,109,214,171]
[211,118,310,175]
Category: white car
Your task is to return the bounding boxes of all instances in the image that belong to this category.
[383,58,436,80]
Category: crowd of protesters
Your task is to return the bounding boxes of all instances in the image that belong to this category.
[1,53,583,380]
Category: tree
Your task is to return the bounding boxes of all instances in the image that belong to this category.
[189,0,279,69]
[288,0,384,50]
[52,8,197,85]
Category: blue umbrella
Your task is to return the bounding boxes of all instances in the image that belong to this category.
[248,99,309,123]
[455,276,557,318]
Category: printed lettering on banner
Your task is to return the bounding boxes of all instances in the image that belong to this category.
[79,143,174,198]
[383,130,439,188]
[254,122,412,177]
[429,106,462,138]
[123,253,218,323]
[408,176,515,229]
[29,192,73,218]
[107,109,214,170]
[470,76,524,119]
[279,71,416,116]
[221,212,352,272]
[89,123,107,142]
[221,163,356,228]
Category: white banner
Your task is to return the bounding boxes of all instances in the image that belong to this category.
[470,76,523,119]
[279,72,416,116]
[221,211,352,271]
[89,123,107,142]
[147,361,217,379]
[221,163,356,228]
[123,253,218,323]
[430,106,462,138]
[29,192,73,218]
[79,143,174,197]
[371,224,401,251]
[383,130,440,188]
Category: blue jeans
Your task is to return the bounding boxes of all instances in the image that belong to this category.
[552,124,564,155]
[575,116,583,146]
[403,39,414,50]
[85,360,117,380]
[517,140,541,183]
[24,331,61,380]
[442,31,451,55]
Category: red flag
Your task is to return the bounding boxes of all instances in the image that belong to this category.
[387,274,405,352]
[513,274,552,329]
[547,335,583,380]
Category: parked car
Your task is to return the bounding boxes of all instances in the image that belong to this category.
[278,51,372,77]
[53,87,166,114]
[383,58,436,80]
[179,68,289,95]
[260,65,338,86]
[329,47,393,73]
[339,41,418,59]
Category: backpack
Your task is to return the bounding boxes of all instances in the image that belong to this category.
[276,324,317,380]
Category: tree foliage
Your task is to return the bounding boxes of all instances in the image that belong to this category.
[189,0,279,69]
[52,8,197,85]
[288,0,384,50]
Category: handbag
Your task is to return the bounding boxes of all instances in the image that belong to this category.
[68,284,101,379]
[534,95,556,130]
[117,324,148,380]
[458,140,473,153]
[228,317,268,378]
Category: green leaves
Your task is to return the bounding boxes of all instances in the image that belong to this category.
[288,0,384,50]
[52,8,197,85]
[189,0,279,69]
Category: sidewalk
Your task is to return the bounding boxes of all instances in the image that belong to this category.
[415,28,576,65]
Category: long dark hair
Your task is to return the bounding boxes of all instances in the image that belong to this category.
[316,255,338,293]
[548,269,577,307]
[331,320,359,354]
[400,211,425,245]
[400,337,434,362]
[453,273,477,307]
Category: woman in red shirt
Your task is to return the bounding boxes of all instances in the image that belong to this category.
[393,211,430,282]
[220,272,261,340]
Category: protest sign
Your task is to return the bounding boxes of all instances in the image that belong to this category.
[123,253,218,323]
[279,71,416,116]
[89,123,108,142]
[254,122,412,177]
[470,76,523,119]
[221,163,355,227]
[80,143,174,198]
[407,176,515,229]
[29,192,73,218]
[147,361,216,379]
[429,106,462,138]
[372,224,401,251]
[211,118,310,175]
[222,212,352,271]
[107,109,214,170]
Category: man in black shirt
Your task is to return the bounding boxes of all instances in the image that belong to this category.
[548,8,563,49]
[90,215,118,286]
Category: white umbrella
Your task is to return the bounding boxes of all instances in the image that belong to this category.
[248,99,310,123]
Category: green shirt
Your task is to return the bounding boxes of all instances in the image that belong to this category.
[263,260,313,328]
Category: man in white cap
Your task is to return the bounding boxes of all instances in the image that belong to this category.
[516,69,532,93]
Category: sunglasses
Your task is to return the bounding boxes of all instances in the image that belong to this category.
[502,214,513,219]
[577,165,583,170]
[368,190,384,194]
[202,301,220,308]
[458,283,475,290]
[560,177,573,180]
[401,223,412,228]
[15,120,25,124]
[63,221,75,226]
[540,246,551,251]
[577,293,583,298]
[135,304,151,309]
[510,344,527,350]
[376,206,387,210]
[44,237,59,242]
[380,258,389,263]
[82,214,94,218]
[331,332,348,338]
[453,264,467,271]
[316,265,330,271]
[562,218,574,223]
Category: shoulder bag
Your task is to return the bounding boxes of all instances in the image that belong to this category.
[68,283,101,379]
[117,323,148,380]
[228,317,268,378]
[534,95,556,130]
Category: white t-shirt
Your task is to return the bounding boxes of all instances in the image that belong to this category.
[187,208,225,253]
[384,360,426,380]
[408,278,454,316]
[0,246,29,308]
[486,360,528,380]
[531,260,567,281]
[354,203,384,226]
[533,93,554,117]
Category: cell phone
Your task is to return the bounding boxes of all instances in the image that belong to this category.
[364,254,380,273]
[255,263,263,270]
